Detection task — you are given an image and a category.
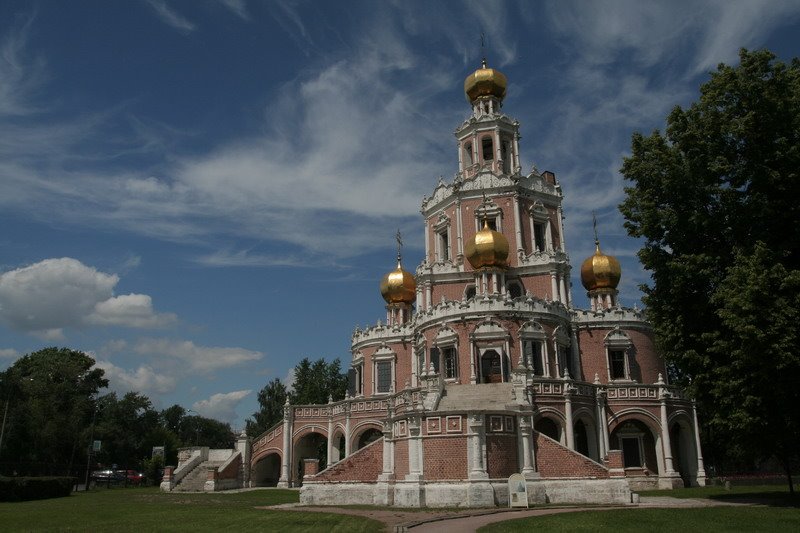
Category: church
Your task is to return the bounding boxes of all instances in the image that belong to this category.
[164,60,707,507]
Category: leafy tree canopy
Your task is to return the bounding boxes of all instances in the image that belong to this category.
[619,48,800,488]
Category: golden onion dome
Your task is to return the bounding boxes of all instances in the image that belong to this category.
[464,59,507,103]
[465,219,509,269]
[580,241,622,291]
[380,259,416,304]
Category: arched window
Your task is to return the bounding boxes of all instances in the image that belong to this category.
[482,137,493,161]
[463,142,474,165]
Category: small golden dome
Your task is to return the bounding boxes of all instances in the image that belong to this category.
[464,59,507,103]
[580,241,621,291]
[380,260,416,304]
[465,219,509,269]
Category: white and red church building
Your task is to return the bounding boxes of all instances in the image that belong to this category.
[164,61,707,507]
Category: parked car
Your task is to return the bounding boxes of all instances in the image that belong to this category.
[119,470,145,485]
[90,469,125,483]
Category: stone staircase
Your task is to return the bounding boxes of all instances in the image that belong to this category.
[310,438,384,482]
[173,461,224,492]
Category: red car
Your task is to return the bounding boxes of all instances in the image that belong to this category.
[116,470,145,485]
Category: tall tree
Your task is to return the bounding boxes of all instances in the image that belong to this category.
[290,357,347,405]
[0,347,108,475]
[619,49,800,489]
[246,358,347,438]
[245,378,287,438]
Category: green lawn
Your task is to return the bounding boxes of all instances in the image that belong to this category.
[0,487,383,532]
[479,507,800,532]
[481,485,800,532]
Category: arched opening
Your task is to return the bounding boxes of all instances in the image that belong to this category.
[508,282,522,299]
[293,431,327,486]
[482,137,493,161]
[671,419,699,487]
[535,417,560,441]
[463,142,474,166]
[610,419,660,475]
[329,431,346,463]
[480,349,504,383]
[251,453,281,487]
[501,140,511,173]
[356,428,382,450]
[575,420,589,457]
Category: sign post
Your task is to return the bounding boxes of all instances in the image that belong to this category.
[508,473,529,508]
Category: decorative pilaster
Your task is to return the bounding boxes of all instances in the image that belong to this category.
[468,414,488,479]
[691,400,708,485]
[563,371,575,450]
[406,415,423,481]
[518,415,538,478]
[278,399,293,488]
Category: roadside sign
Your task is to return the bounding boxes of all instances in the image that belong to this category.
[92,440,101,452]
[508,473,529,508]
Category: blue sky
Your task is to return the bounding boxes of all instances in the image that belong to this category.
[1,0,799,427]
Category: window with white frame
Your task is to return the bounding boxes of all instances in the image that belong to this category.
[528,202,551,253]
[481,136,493,161]
[372,347,395,394]
[433,214,451,262]
[442,346,458,379]
[605,329,633,381]
[430,346,440,374]
[475,203,502,233]
[523,339,545,376]
[376,361,392,393]
[554,327,572,378]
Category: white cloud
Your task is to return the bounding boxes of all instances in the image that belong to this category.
[133,338,263,372]
[145,0,197,33]
[217,0,249,21]
[89,294,176,328]
[192,389,252,422]
[0,258,175,337]
[96,360,177,395]
[0,348,19,359]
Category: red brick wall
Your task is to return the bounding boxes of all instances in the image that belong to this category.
[312,438,384,482]
[534,431,609,478]
[422,437,468,479]
[486,435,518,478]
[394,439,409,478]
[519,274,554,301]
[578,327,665,385]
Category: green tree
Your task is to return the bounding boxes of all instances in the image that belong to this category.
[94,391,161,470]
[619,49,800,489]
[178,415,234,448]
[290,357,347,405]
[245,378,287,438]
[0,347,108,475]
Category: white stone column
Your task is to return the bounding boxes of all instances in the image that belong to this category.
[550,272,559,302]
[424,220,430,263]
[559,274,567,305]
[468,414,488,479]
[518,415,537,478]
[556,205,566,252]
[327,415,333,466]
[692,400,707,484]
[456,199,464,261]
[658,377,677,475]
[344,408,352,458]
[600,394,610,453]
[278,402,292,487]
[570,329,581,381]
[564,384,575,450]
[407,416,423,480]
[494,127,501,165]
[470,342,477,384]
[425,283,432,311]
[595,395,606,458]
[513,132,521,174]
[457,141,464,172]
[512,194,523,255]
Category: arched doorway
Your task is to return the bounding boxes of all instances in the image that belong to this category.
[356,428,382,450]
[251,453,281,487]
[329,431,346,463]
[610,419,660,474]
[535,417,561,441]
[293,431,327,486]
[575,420,590,457]
[480,349,505,383]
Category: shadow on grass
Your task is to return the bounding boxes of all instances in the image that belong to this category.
[708,491,800,508]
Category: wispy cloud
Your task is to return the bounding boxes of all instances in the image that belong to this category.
[217,0,249,21]
[133,338,263,372]
[145,0,197,33]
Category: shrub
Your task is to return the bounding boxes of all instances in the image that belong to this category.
[0,476,75,501]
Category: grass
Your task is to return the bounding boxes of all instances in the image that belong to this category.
[0,486,384,532]
[481,485,800,532]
